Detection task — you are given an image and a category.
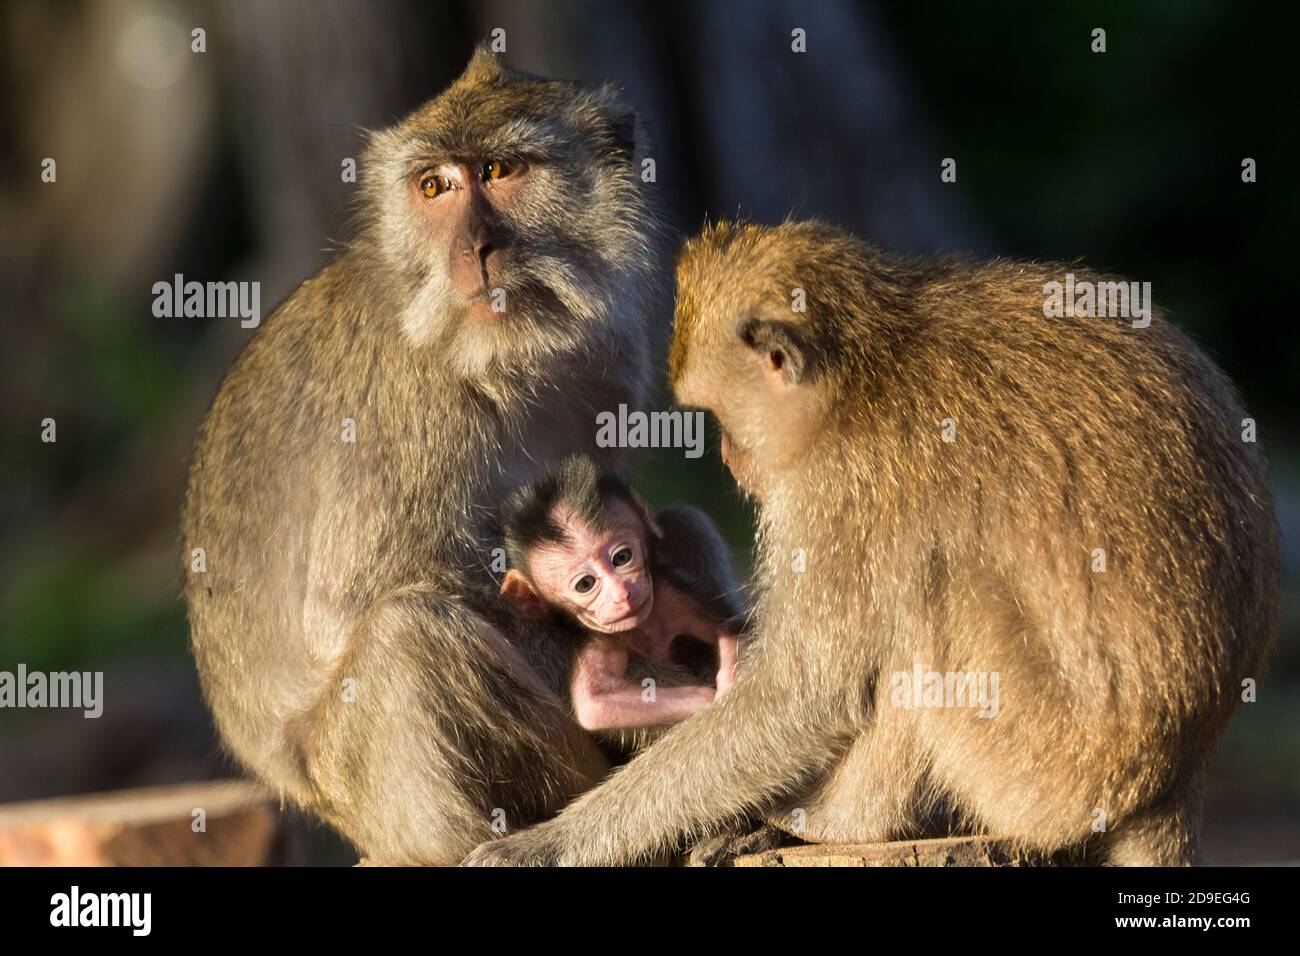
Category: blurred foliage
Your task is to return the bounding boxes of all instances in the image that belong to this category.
[2,544,187,671]
[880,0,1298,422]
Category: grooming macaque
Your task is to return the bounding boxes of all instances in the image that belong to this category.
[464,219,1277,866]
[499,455,743,733]
[182,50,663,864]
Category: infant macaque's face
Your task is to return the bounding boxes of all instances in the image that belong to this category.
[529,501,655,633]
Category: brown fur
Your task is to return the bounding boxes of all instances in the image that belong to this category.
[181,50,661,864]
[464,219,1277,866]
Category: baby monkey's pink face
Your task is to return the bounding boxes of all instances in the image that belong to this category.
[528,501,655,633]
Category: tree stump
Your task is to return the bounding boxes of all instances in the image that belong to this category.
[0,780,282,866]
[734,835,1047,867]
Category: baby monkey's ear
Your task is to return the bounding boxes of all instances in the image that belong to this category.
[629,490,663,542]
[501,569,549,619]
[737,318,814,386]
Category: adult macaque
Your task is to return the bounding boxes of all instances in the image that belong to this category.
[464,220,1277,866]
[182,50,662,864]
[499,455,743,733]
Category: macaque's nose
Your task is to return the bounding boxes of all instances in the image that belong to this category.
[475,238,492,270]
[463,232,490,276]
[603,573,631,611]
[463,205,506,286]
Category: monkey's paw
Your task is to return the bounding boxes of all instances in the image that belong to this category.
[460,830,564,867]
[687,823,792,867]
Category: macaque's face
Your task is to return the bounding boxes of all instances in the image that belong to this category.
[671,224,830,500]
[528,502,655,633]
[675,328,823,501]
[414,157,529,319]
[718,425,762,498]
[361,52,653,376]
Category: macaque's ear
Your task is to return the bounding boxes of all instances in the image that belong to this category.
[501,569,548,619]
[460,44,505,84]
[737,318,813,386]
[595,83,638,158]
[608,112,637,158]
[630,491,663,541]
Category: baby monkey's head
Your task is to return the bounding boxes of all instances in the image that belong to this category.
[500,456,657,633]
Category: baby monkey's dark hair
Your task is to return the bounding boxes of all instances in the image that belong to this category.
[500,455,644,572]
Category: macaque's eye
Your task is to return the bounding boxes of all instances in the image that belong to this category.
[482,159,516,181]
[610,547,634,567]
[573,574,597,595]
[420,174,451,199]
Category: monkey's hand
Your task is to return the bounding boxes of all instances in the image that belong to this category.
[715,632,740,697]
[460,828,567,867]
[687,822,792,867]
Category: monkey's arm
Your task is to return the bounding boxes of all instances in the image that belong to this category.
[463,612,853,866]
[573,638,716,731]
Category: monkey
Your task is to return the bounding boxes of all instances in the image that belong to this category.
[497,455,744,736]
[180,49,665,865]
[462,219,1277,866]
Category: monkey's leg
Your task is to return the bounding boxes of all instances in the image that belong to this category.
[1103,809,1198,866]
[307,586,608,865]
[766,703,926,845]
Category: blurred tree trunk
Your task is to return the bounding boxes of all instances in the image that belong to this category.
[480,0,986,252]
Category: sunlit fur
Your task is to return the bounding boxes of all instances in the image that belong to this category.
[182,50,660,864]
[465,219,1276,866]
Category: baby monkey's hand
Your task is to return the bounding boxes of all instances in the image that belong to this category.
[715,632,740,697]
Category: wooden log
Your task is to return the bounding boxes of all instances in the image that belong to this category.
[734,835,1047,867]
[0,780,281,866]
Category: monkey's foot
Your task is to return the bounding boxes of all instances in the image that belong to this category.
[687,823,799,867]
[461,828,565,867]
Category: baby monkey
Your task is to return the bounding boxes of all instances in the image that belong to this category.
[500,456,743,732]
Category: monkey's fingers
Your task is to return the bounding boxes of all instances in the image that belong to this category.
[460,832,562,867]
[715,634,740,695]
[687,823,793,867]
